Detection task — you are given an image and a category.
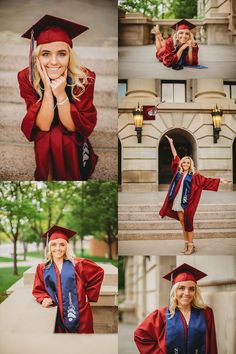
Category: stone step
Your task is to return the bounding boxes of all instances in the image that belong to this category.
[0,71,117,108]
[0,142,117,181]
[0,102,117,146]
[119,210,236,221]
[118,203,236,212]
[119,219,236,230]
[0,41,117,76]
[119,229,236,240]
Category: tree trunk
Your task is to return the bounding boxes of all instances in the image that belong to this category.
[13,238,18,275]
[80,236,84,257]
[23,241,27,261]
[107,233,113,260]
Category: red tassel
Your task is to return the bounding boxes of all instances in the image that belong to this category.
[29,29,35,84]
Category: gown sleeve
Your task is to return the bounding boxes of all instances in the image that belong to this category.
[79,258,104,302]
[162,38,178,67]
[204,307,218,354]
[171,155,180,175]
[17,67,42,142]
[70,70,97,138]
[195,173,220,191]
[134,309,166,354]
[32,264,53,304]
[186,45,199,65]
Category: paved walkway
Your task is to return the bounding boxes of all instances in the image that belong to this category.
[119,322,139,354]
[119,44,236,79]
[119,238,236,255]
[0,257,41,268]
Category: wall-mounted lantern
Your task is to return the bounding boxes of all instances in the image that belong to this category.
[133,103,143,143]
[211,104,222,144]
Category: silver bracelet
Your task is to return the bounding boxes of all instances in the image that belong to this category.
[57,96,69,106]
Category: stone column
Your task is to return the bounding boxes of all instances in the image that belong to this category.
[120,256,136,323]
[119,79,159,192]
[194,79,226,101]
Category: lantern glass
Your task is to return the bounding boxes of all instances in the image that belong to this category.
[212,114,222,129]
[133,111,143,128]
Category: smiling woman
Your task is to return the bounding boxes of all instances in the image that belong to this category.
[17,14,98,181]
[32,225,104,333]
[134,263,218,354]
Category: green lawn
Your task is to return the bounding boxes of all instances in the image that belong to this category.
[0,266,30,303]
[0,256,24,262]
[26,251,44,258]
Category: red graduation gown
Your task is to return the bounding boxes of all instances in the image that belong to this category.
[159,156,220,232]
[32,258,104,333]
[156,37,198,67]
[134,306,218,354]
[18,67,98,181]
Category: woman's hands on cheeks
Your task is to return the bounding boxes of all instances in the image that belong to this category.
[36,57,51,92]
[50,69,68,100]
[36,58,68,100]
[42,298,53,308]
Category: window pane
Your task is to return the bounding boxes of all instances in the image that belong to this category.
[224,85,230,99]
[118,82,127,102]
[173,83,185,102]
[231,85,236,100]
[162,83,174,102]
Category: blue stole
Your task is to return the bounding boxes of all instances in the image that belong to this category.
[168,172,192,209]
[172,47,189,70]
[166,307,206,354]
[44,260,80,333]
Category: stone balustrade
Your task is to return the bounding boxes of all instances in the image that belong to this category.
[119,13,235,46]
[0,262,118,354]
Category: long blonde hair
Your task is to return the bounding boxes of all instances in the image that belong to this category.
[32,44,92,101]
[179,156,195,174]
[168,282,206,318]
[45,239,75,264]
[172,30,197,50]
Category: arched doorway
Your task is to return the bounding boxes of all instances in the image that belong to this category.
[233,138,236,190]
[158,129,197,185]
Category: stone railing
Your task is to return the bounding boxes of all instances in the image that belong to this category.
[119,13,234,45]
[0,263,118,354]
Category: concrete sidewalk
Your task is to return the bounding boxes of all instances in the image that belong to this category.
[119,44,236,79]
[119,322,139,354]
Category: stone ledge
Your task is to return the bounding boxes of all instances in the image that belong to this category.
[0,333,118,354]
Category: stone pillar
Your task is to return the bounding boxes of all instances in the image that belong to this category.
[118,79,159,192]
[203,0,230,18]
[194,79,226,101]
[120,257,137,323]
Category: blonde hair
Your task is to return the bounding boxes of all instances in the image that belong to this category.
[168,282,206,318]
[32,44,92,101]
[45,239,75,264]
[172,30,197,50]
[179,156,195,174]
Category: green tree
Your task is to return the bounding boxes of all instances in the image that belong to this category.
[67,182,118,259]
[167,0,197,19]
[0,182,39,275]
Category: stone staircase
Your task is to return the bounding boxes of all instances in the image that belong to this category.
[0,32,117,181]
[119,203,236,240]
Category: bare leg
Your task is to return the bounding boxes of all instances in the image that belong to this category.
[177,211,188,240]
[151,25,166,51]
[177,211,188,252]
[155,33,166,52]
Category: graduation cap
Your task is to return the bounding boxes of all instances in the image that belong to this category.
[171,19,196,32]
[42,225,77,243]
[163,263,207,285]
[21,14,89,83]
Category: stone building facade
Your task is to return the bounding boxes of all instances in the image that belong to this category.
[118,78,236,191]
